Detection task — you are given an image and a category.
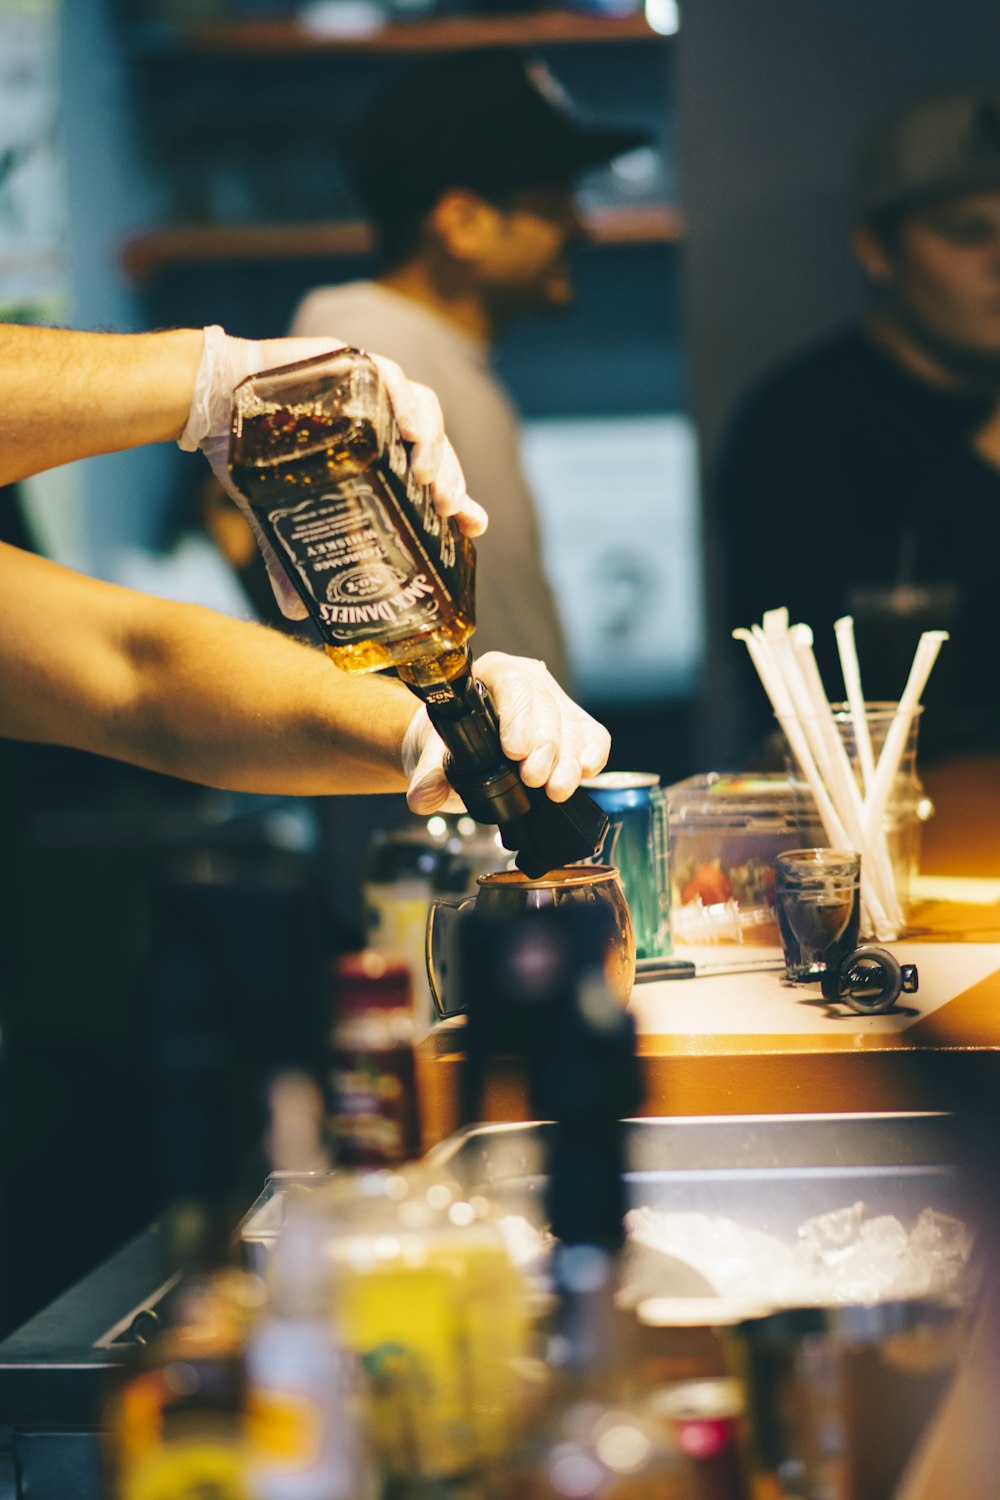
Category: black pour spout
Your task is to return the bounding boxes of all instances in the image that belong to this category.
[404,662,608,879]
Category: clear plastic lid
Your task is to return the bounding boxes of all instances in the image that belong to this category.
[666,772,815,830]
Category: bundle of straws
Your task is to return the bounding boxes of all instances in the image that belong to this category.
[733,609,948,941]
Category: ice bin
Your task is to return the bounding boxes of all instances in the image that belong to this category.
[240,1112,973,1274]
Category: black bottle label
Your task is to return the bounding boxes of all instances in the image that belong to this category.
[228,349,475,669]
[264,476,442,644]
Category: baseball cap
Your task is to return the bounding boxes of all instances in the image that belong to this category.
[343,49,650,229]
[855,80,1000,220]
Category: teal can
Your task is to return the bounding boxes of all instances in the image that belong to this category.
[581,772,672,958]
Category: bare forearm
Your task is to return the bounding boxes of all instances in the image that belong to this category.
[0,325,204,486]
[115,607,415,794]
[973,398,1000,472]
[0,544,414,794]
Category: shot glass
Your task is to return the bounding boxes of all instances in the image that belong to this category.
[774,849,861,984]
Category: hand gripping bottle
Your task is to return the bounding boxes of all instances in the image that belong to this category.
[227,349,607,877]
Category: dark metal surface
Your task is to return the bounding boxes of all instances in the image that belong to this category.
[0,1226,174,1500]
[0,1226,167,1428]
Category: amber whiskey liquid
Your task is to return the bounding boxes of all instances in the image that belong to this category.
[228,350,476,676]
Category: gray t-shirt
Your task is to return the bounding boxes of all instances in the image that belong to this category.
[289,280,572,689]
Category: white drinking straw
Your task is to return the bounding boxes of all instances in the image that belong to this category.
[763,617,837,790]
[783,623,843,791]
[734,628,851,852]
[738,623,883,932]
[788,625,899,934]
[737,620,891,937]
[862,630,949,844]
[762,605,790,636]
[834,615,876,796]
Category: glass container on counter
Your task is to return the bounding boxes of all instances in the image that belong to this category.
[666,774,824,946]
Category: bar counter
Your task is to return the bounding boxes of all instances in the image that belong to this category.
[416,753,1000,1145]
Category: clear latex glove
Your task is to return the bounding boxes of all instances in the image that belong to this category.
[402,652,611,815]
[178,325,488,620]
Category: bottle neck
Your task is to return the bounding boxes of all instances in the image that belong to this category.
[396,644,473,706]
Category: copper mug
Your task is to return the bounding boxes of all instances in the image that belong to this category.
[425,865,636,1020]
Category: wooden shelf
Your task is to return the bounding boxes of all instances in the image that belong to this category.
[120,203,684,283]
[139,10,665,58]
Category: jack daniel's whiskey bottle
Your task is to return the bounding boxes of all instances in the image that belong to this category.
[228,349,607,878]
[228,348,475,681]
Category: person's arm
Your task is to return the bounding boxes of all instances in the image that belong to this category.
[972,397,1000,472]
[0,325,206,484]
[0,541,415,795]
[0,322,487,537]
[0,543,610,801]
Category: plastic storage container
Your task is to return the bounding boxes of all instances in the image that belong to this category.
[665,774,824,945]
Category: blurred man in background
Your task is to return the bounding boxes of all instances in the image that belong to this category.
[716,81,1000,761]
[290,49,649,692]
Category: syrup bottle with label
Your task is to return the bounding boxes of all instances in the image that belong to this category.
[227,349,607,878]
[326,950,423,1170]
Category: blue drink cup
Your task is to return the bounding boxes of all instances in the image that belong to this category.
[582,772,672,958]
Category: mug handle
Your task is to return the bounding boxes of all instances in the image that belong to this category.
[425,895,477,1021]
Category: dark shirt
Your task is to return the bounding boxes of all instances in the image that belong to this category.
[715,324,1000,760]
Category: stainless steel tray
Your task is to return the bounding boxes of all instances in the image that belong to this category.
[423,1112,973,1241]
[240,1113,973,1275]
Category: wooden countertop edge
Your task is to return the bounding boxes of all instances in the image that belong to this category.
[419,985,1000,1062]
[415,1042,991,1145]
[418,912,1000,1061]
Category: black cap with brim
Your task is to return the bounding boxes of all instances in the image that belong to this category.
[855,81,1000,220]
[344,49,651,228]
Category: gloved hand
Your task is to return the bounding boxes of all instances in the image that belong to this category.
[402,652,611,815]
[178,325,487,619]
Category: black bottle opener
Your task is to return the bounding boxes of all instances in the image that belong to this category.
[820,944,919,1014]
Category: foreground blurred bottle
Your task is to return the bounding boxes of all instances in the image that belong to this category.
[309,1163,529,1500]
[243,952,527,1499]
[241,1072,371,1500]
[458,903,746,1499]
[499,906,675,1499]
[227,349,607,878]
[327,950,423,1170]
[104,1206,263,1500]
